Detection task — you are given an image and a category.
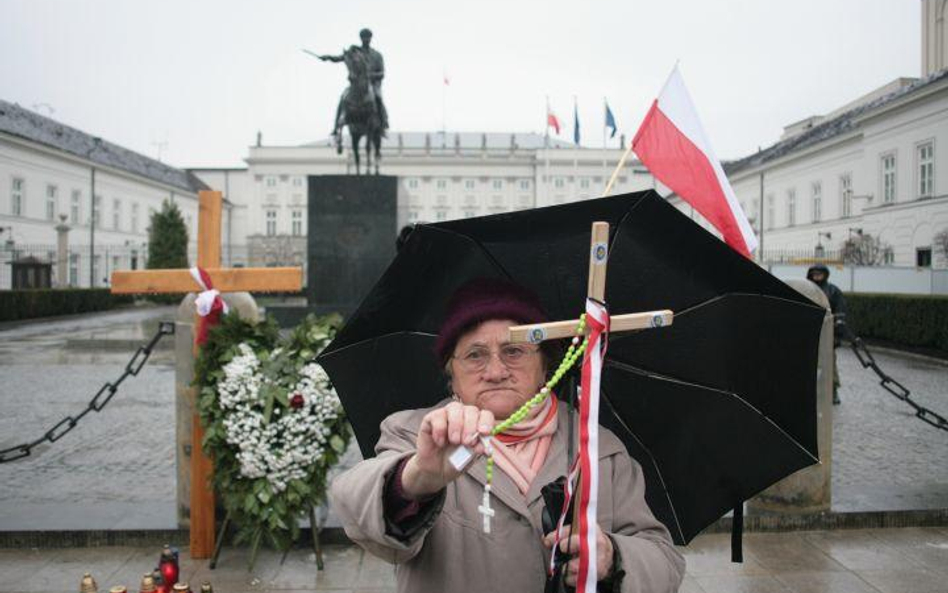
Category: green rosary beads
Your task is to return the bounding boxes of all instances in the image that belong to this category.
[484,313,589,485]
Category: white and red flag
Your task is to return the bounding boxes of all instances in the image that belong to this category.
[547,106,562,135]
[632,66,758,258]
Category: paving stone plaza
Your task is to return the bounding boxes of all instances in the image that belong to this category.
[0,306,946,592]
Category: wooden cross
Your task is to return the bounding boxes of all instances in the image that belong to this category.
[110,190,303,558]
[507,221,674,526]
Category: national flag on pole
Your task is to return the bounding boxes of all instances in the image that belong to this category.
[632,66,758,257]
[573,99,581,145]
[604,101,618,138]
[547,104,562,135]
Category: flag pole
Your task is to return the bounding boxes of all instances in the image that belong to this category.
[545,95,551,207]
[603,140,634,197]
[573,95,579,196]
[602,97,608,191]
[441,67,448,137]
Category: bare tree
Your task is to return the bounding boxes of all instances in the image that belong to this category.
[841,233,891,266]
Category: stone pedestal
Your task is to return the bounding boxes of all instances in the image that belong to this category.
[174,292,260,528]
[748,279,834,515]
[268,175,399,327]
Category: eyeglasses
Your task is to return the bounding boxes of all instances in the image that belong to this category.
[452,344,540,373]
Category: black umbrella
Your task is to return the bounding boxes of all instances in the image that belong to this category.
[317,190,823,545]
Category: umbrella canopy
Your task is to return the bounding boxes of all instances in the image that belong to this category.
[317,190,823,544]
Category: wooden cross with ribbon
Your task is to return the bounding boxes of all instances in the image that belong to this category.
[507,222,674,590]
[110,190,303,558]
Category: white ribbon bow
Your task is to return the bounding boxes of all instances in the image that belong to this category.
[189,267,229,317]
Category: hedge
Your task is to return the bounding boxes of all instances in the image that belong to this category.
[0,288,134,322]
[845,293,948,353]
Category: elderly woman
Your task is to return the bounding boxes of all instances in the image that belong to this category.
[330,278,685,592]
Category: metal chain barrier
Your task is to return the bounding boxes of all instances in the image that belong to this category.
[842,323,948,433]
[0,321,176,463]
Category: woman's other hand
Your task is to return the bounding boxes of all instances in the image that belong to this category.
[401,401,494,498]
[542,524,615,585]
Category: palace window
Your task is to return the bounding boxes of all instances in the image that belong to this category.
[463,209,476,218]
[554,177,565,189]
[520,179,531,190]
[435,210,447,221]
[917,141,934,198]
[580,177,590,189]
[131,203,140,233]
[766,194,774,229]
[408,209,420,221]
[437,179,447,189]
[811,182,822,222]
[917,247,932,268]
[881,153,896,204]
[291,210,303,236]
[786,188,796,227]
[71,190,81,224]
[265,176,277,188]
[11,178,24,216]
[408,178,419,189]
[46,185,58,220]
[465,179,475,189]
[492,179,503,190]
[266,210,277,236]
[840,174,852,218]
[113,199,122,230]
[93,195,102,228]
[292,176,303,187]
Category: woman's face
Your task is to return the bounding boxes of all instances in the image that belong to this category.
[448,318,546,420]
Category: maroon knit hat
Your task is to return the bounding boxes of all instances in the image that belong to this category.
[435,277,549,363]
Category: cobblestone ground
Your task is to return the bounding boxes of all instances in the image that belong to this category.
[833,346,948,511]
[0,308,946,530]
[0,308,177,529]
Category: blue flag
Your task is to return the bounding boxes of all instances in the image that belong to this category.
[605,102,617,138]
[573,101,581,145]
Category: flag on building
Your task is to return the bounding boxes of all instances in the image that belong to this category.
[632,66,758,257]
[547,106,562,135]
[573,99,581,145]
[604,101,618,138]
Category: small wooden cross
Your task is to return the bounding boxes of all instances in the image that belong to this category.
[110,190,303,558]
[507,222,674,527]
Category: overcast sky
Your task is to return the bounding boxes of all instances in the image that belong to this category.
[3,0,922,168]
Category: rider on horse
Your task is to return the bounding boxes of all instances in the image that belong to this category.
[320,28,389,144]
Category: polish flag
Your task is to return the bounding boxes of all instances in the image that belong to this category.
[547,110,562,135]
[632,66,758,257]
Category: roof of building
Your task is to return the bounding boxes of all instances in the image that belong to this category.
[302,131,577,150]
[725,69,948,176]
[0,99,208,194]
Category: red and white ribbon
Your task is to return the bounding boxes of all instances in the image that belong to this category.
[577,298,609,592]
[190,266,228,345]
[548,299,609,590]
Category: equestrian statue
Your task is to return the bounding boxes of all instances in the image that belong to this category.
[306,28,389,175]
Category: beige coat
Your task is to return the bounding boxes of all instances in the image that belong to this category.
[330,401,685,592]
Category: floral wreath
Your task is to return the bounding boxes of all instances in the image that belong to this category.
[195,313,351,549]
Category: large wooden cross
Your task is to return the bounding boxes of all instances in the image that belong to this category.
[507,222,674,525]
[111,190,303,558]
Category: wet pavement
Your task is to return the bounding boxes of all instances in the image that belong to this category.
[1,527,947,593]
[0,307,946,532]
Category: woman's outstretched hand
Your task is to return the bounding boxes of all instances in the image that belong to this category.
[401,401,494,499]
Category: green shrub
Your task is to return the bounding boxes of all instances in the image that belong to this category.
[846,293,948,353]
[0,288,134,322]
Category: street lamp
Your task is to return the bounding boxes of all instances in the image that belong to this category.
[815,231,832,258]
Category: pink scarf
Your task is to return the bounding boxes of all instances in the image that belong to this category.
[491,396,558,494]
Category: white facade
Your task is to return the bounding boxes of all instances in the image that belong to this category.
[718,73,948,269]
[0,101,203,288]
[192,132,653,267]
